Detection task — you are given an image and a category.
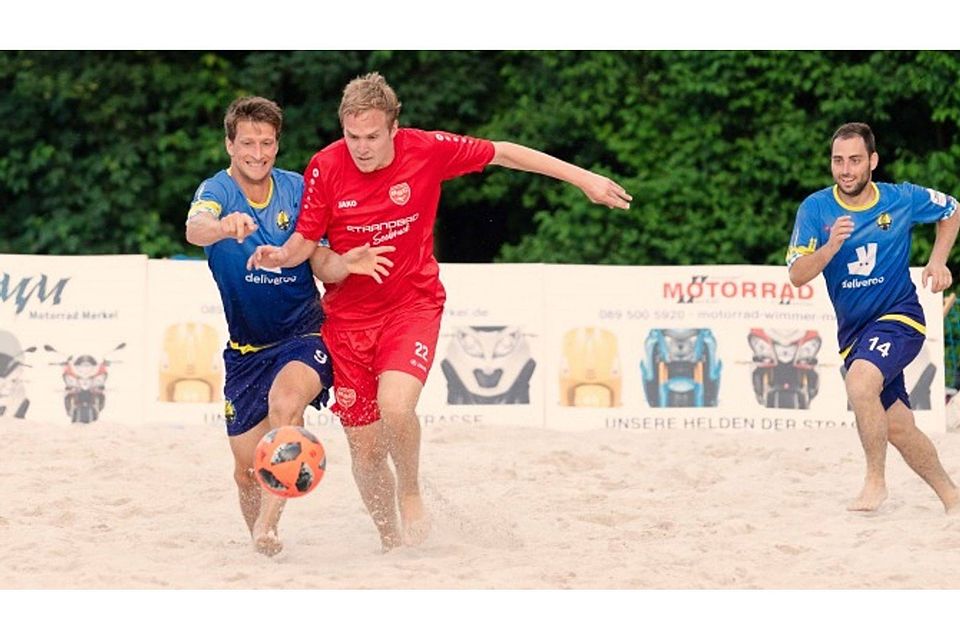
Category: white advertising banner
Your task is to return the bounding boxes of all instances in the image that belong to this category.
[0,254,147,426]
[144,258,230,429]
[542,264,945,434]
[3,257,946,434]
[418,263,546,430]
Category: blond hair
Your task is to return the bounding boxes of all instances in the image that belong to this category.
[338,72,402,127]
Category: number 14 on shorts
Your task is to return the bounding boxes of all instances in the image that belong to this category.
[867,336,891,358]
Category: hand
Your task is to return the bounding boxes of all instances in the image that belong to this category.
[580,172,632,210]
[922,261,953,293]
[343,243,396,284]
[826,215,854,251]
[219,212,258,242]
[246,245,288,271]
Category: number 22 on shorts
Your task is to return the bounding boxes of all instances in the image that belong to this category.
[867,336,891,358]
[414,341,430,361]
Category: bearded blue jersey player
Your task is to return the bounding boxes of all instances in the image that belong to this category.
[787,122,960,515]
[186,96,393,556]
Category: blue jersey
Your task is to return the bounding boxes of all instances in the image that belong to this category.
[787,181,957,352]
[188,168,323,351]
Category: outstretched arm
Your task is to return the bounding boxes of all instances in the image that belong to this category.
[310,244,396,284]
[788,215,853,287]
[246,232,315,271]
[186,211,258,247]
[490,141,632,210]
[922,211,960,293]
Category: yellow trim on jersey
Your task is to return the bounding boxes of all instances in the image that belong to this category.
[786,238,818,263]
[878,314,926,335]
[228,340,276,354]
[226,168,274,209]
[832,182,879,211]
[187,199,222,219]
[228,333,321,355]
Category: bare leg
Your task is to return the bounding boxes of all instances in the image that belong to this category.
[230,360,322,556]
[887,400,960,513]
[229,421,285,556]
[344,421,402,551]
[844,360,889,511]
[378,371,431,546]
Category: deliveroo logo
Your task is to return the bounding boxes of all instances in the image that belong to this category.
[847,243,878,276]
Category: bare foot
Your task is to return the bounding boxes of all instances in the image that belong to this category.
[944,491,960,516]
[847,482,888,512]
[252,523,283,557]
[380,531,403,553]
[399,493,431,546]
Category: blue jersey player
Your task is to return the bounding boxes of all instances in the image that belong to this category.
[186,96,393,555]
[788,122,960,514]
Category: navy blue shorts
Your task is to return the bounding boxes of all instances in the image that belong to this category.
[843,319,925,411]
[222,333,333,437]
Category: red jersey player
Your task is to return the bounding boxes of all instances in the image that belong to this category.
[249,72,632,550]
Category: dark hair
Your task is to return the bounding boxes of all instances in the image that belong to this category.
[831,122,875,155]
[224,96,283,141]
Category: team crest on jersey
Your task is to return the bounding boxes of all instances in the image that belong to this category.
[389,182,411,206]
[276,210,291,231]
[876,212,892,231]
[335,387,357,409]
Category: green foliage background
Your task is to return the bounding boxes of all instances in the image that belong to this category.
[2,51,959,269]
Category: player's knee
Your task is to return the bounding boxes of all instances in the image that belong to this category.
[845,378,880,408]
[234,464,256,490]
[378,402,415,430]
[268,388,306,426]
[887,417,917,444]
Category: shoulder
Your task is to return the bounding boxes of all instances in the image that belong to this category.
[798,186,833,214]
[272,167,305,189]
[306,140,348,175]
[192,169,232,202]
[879,181,917,198]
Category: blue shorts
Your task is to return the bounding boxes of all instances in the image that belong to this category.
[843,319,925,410]
[222,333,333,437]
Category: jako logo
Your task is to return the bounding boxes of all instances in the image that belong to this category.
[338,200,358,209]
[0,273,71,315]
[847,243,877,276]
[663,275,813,305]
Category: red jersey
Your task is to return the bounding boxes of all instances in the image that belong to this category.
[298,128,495,329]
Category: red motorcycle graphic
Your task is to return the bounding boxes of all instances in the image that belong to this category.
[44,343,125,424]
[748,329,821,409]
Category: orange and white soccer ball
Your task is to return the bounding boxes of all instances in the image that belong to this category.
[253,426,326,498]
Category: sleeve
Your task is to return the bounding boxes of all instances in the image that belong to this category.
[785,198,823,267]
[906,182,958,225]
[425,130,496,181]
[296,156,332,242]
[186,178,226,225]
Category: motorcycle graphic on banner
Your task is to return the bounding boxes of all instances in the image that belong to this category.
[641,328,722,408]
[0,330,35,419]
[747,328,821,409]
[440,325,536,405]
[44,343,125,424]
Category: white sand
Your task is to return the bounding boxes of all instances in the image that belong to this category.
[2,416,959,589]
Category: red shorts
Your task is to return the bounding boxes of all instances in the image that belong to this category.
[322,303,442,427]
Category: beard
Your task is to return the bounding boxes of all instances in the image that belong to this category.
[836,172,871,198]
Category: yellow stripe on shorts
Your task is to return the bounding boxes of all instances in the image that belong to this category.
[838,314,926,359]
[877,314,926,335]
